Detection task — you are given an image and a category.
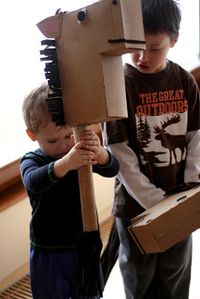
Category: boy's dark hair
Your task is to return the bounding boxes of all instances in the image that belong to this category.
[141,0,181,39]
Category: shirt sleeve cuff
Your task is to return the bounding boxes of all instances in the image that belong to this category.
[48,162,60,182]
[96,150,113,169]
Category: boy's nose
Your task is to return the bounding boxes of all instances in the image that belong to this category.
[138,50,148,62]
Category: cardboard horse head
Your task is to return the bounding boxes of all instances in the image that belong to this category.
[37,0,145,126]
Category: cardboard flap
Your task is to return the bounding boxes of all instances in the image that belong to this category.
[129,186,200,253]
[120,0,144,44]
[37,15,63,38]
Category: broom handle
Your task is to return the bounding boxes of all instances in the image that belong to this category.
[73,125,98,232]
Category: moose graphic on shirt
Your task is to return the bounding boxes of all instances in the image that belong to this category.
[137,113,187,167]
[153,114,186,164]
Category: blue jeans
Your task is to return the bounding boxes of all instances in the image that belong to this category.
[116,217,192,299]
[30,247,101,299]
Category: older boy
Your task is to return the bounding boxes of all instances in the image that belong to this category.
[104,0,200,298]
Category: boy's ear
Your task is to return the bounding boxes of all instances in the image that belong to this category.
[26,129,37,141]
[171,34,179,48]
[171,40,177,48]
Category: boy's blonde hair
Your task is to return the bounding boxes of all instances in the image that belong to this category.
[22,83,51,133]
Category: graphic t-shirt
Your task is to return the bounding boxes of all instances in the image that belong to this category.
[105,61,200,218]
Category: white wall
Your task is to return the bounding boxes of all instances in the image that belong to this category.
[0,198,31,286]
[94,174,114,223]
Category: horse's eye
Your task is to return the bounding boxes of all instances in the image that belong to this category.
[77,9,87,23]
[112,0,118,5]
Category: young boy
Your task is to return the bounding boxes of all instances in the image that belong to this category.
[20,82,119,299]
[104,0,200,298]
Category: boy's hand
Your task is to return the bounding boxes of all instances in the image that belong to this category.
[53,130,98,177]
[65,138,98,170]
[53,129,109,177]
[80,129,109,166]
[80,129,101,158]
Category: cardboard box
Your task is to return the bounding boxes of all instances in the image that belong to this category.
[37,0,145,126]
[128,186,200,254]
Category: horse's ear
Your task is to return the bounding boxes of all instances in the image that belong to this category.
[37,15,63,39]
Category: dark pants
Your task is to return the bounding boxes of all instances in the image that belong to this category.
[116,217,192,299]
[30,247,101,299]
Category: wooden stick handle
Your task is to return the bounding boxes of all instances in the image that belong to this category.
[73,125,98,232]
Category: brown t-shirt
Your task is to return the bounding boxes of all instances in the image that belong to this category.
[105,61,200,218]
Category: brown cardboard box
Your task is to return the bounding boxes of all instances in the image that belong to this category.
[37,0,145,126]
[128,186,200,254]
